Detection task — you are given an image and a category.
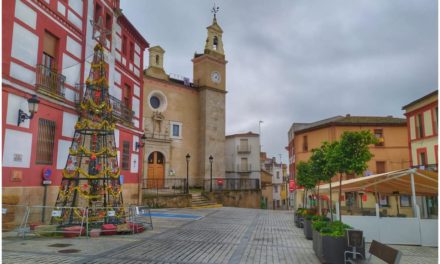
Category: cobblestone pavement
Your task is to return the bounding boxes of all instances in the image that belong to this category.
[2,207,438,264]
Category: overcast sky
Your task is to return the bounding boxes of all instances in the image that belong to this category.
[121,1,438,164]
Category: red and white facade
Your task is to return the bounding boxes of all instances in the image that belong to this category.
[402,90,438,170]
[2,0,148,205]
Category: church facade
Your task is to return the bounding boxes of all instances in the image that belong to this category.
[142,15,227,188]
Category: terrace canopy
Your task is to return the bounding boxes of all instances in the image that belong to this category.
[318,169,437,196]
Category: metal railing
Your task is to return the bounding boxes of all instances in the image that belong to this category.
[74,84,134,125]
[412,164,438,172]
[237,164,252,173]
[36,64,66,99]
[2,204,153,238]
[237,145,251,153]
[142,178,187,196]
[203,178,260,191]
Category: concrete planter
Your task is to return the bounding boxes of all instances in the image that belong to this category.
[313,230,366,264]
[303,219,313,240]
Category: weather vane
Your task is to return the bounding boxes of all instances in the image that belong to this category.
[211,3,220,19]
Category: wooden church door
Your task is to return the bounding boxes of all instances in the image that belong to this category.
[147,152,165,189]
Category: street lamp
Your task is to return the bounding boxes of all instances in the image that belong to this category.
[209,155,214,192]
[186,153,191,194]
[137,133,147,205]
[18,95,40,126]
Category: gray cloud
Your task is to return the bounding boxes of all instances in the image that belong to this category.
[122,0,437,164]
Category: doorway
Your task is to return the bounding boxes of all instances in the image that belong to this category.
[148,151,165,189]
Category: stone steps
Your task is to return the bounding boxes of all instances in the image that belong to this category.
[191,194,222,208]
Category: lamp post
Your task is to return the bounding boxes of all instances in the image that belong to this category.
[209,155,214,192]
[186,153,191,194]
[358,191,364,211]
[18,95,40,126]
[137,133,147,205]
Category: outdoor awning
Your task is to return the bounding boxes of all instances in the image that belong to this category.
[318,169,438,196]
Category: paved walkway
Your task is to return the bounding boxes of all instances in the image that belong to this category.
[2,207,438,263]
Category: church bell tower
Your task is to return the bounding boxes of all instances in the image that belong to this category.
[193,5,227,180]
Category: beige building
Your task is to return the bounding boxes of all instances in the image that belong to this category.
[142,15,226,188]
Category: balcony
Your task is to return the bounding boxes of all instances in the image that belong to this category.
[74,84,134,126]
[237,164,252,173]
[36,64,66,100]
[237,145,251,153]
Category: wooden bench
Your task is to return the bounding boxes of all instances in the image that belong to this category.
[366,240,402,264]
[345,239,402,264]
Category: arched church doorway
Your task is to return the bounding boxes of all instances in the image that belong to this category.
[148,151,165,188]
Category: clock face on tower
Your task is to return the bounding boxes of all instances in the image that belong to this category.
[211,71,221,84]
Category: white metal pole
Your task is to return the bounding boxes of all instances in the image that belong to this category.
[410,173,417,217]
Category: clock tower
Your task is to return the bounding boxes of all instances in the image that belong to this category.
[193,9,227,180]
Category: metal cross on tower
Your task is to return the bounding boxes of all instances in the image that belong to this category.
[211,3,220,19]
[90,16,112,45]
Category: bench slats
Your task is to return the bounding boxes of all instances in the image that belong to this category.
[369,240,402,264]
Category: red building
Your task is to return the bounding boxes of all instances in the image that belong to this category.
[402,90,438,170]
[2,0,148,205]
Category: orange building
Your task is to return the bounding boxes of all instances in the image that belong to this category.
[287,115,409,181]
[402,90,438,170]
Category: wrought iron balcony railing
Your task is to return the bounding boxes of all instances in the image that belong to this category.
[237,145,251,153]
[237,164,252,173]
[36,64,66,100]
[74,84,134,125]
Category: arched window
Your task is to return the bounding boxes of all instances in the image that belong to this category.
[155,55,160,65]
[213,36,218,50]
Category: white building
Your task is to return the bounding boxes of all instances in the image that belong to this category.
[225,132,261,187]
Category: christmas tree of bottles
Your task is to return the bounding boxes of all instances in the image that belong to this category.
[54,21,124,226]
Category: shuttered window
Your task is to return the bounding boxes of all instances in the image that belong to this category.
[43,31,58,69]
[36,119,56,164]
[122,141,130,170]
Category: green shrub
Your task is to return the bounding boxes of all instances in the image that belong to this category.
[320,221,352,237]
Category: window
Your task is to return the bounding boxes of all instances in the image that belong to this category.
[122,35,127,55]
[274,185,278,193]
[123,84,131,107]
[276,171,280,179]
[303,135,308,151]
[42,31,59,70]
[170,122,182,139]
[416,113,424,138]
[155,55,160,65]
[374,129,384,146]
[379,195,389,207]
[122,141,130,170]
[239,139,249,152]
[150,96,160,109]
[172,124,179,137]
[376,161,386,174]
[36,119,56,164]
[129,42,134,61]
[241,157,248,171]
[94,3,102,23]
[400,195,411,207]
[105,13,112,43]
[213,36,218,50]
[419,151,427,166]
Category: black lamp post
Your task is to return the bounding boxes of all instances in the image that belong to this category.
[18,95,40,126]
[209,155,214,192]
[186,153,191,194]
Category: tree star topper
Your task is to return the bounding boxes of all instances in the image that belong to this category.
[90,16,112,45]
